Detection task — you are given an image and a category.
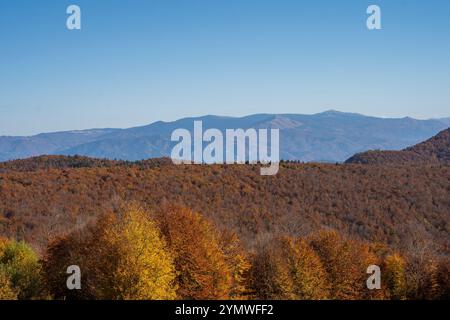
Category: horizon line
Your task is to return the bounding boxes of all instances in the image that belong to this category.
[2,109,449,138]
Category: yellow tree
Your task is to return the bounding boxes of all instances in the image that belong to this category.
[0,239,45,300]
[0,237,8,253]
[383,254,408,300]
[282,237,329,299]
[220,230,251,299]
[104,207,177,299]
[249,236,329,300]
[0,271,17,300]
[44,205,177,300]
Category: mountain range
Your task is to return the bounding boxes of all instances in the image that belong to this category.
[1,110,449,163]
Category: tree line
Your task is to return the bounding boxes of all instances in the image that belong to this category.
[1,204,448,300]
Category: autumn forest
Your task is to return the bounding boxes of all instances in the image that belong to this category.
[0,142,449,300]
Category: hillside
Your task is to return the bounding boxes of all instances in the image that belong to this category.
[0,129,119,162]
[437,117,450,126]
[0,155,171,173]
[1,111,448,162]
[0,159,448,256]
[346,128,450,165]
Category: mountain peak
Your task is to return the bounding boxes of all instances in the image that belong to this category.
[317,110,362,117]
[322,109,343,114]
[255,115,302,129]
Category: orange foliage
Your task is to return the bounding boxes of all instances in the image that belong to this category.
[156,204,232,299]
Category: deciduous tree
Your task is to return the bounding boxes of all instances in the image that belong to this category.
[0,239,45,299]
[156,204,232,299]
[44,205,177,300]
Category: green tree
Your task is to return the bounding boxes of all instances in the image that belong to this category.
[0,240,45,299]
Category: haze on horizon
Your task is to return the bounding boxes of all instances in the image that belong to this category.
[0,109,449,138]
[1,0,449,136]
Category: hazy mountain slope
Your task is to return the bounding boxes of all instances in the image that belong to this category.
[0,111,448,162]
[60,135,172,161]
[0,129,119,162]
[345,127,450,165]
[59,111,448,162]
[437,117,450,126]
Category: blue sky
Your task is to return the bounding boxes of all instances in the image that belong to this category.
[0,0,449,135]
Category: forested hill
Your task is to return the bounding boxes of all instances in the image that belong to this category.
[1,129,449,258]
[0,155,171,173]
[346,127,450,165]
[0,161,448,255]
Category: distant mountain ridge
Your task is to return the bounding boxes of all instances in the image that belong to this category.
[345,127,450,165]
[0,128,119,162]
[1,111,449,162]
[435,117,450,126]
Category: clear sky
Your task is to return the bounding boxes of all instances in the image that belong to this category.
[0,0,449,135]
